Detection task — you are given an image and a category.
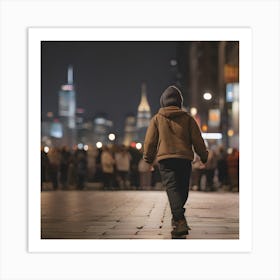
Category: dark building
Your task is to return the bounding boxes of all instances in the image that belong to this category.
[176,41,239,148]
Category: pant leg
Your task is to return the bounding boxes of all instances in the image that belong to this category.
[177,160,192,208]
[159,158,192,221]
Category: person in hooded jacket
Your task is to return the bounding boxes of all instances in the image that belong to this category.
[143,85,208,236]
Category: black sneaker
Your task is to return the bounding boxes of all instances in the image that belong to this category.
[171,218,191,230]
[171,219,189,236]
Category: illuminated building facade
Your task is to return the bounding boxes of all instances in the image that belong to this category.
[58,65,77,147]
[136,83,151,143]
[93,115,114,145]
[176,41,239,148]
[123,114,137,146]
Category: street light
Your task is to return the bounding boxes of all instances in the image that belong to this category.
[203,92,212,101]
[108,133,116,141]
[96,142,103,149]
[136,142,142,150]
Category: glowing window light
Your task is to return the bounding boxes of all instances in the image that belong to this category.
[170,59,177,66]
[201,124,208,132]
[61,84,74,91]
[227,129,234,137]
[46,112,53,118]
[202,133,223,140]
[95,118,106,125]
[227,147,233,154]
[77,143,84,150]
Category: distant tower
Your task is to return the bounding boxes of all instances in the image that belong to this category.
[67,65,73,84]
[58,65,76,147]
[136,82,151,142]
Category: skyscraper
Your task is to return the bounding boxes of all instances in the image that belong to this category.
[58,65,77,147]
[123,114,137,146]
[136,82,151,143]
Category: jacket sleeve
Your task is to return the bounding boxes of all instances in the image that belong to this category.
[189,117,208,163]
[143,117,159,164]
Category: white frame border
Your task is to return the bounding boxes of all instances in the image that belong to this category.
[28,27,252,253]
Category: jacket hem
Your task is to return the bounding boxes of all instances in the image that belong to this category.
[157,154,194,162]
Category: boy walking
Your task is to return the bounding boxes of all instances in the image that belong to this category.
[143,85,208,236]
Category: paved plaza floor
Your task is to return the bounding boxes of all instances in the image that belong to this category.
[41,190,239,239]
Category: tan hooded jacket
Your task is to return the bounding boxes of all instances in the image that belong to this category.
[143,106,208,164]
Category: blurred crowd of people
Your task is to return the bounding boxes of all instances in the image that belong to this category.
[41,144,162,191]
[41,144,239,192]
[191,146,239,192]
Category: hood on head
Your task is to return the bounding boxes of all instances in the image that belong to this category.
[160,86,183,108]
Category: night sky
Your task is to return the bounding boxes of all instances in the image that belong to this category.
[41,41,177,133]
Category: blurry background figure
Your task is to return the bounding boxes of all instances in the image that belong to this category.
[227,148,239,192]
[94,148,103,183]
[41,146,49,190]
[60,146,70,189]
[115,145,131,189]
[191,153,204,191]
[87,146,97,182]
[138,158,152,190]
[76,151,88,190]
[204,148,217,191]
[101,146,115,190]
[67,154,77,188]
[216,145,228,189]
[47,147,61,190]
[128,147,142,190]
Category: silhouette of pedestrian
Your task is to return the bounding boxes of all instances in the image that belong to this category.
[227,148,239,192]
[76,151,88,190]
[41,146,49,190]
[47,147,60,190]
[115,145,131,189]
[216,145,228,188]
[60,146,70,189]
[101,146,115,190]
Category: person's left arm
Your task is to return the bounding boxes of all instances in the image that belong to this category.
[143,117,159,165]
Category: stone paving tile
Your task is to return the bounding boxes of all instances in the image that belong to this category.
[41,233,105,239]
[102,229,139,236]
[41,190,239,239]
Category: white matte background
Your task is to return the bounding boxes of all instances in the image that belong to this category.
[0,0,279,280]
[28,26,252,254]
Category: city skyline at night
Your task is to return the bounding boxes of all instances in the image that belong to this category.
[41,41,178,135]
[41,40,240,148]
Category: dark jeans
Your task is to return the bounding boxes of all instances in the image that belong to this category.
[159,158,192,221]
